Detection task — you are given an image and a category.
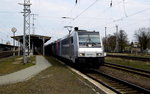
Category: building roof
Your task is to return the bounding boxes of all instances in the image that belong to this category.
[0,44,15,47]
[11,34,51,47]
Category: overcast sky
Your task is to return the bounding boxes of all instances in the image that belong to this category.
[0,0,150,44]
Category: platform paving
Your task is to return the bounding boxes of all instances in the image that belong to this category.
[0,56,51,85]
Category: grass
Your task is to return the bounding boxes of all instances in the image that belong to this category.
[105,57,150,71]
[107,53,150,58]
[0,56,100,94]
[30,55,36,64]
[0,56,35,76]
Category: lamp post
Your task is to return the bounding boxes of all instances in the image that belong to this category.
[11,27,17,56]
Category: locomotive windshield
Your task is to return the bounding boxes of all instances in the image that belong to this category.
[78,32,101,48]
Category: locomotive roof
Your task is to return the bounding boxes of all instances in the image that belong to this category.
[49,29,99,44]
[74,29,98,32]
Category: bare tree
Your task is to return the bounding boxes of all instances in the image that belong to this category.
[118,30,129,52]
[103,30,128,53]
[135,28,150,51]
[103,34,115,52]
[106,34,116,52]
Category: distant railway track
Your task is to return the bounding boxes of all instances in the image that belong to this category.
[104,62,150,77]
[84,69,150,94]
[107,55,150,62]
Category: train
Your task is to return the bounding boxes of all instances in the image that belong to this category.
[45,27,106,68]
[0,44,18,58]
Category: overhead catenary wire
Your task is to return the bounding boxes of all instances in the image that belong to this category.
[58,1,78,29]
[0,24,12,35]
[97,18,150,38]
[80,0,123,29]
[0,38,10,44]
[0,32,9,38]
[68,0,99,25]
[100,7,150,27]
[113,7,150,22]
[0,26,12,36]
[123,0,128,17]
[101,0,123,14]
[0,22,13,42]
[106,18,149,29]
[0,33,10,44]
[61,0,150,35]
[0,24,16,45]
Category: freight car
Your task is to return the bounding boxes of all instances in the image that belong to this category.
[45,27,106,67]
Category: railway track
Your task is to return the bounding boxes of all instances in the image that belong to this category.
[107,55,150,62]
[84,69,150,94]
[104,62,150,77]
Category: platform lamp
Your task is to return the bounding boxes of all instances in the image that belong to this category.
[11,27,17,56]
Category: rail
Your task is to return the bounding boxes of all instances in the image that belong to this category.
[104,62,150,77]
[84,69,150,94]
[107,55,150,62]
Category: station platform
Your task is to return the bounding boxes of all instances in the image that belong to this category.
[0,56,114,94]
[0,56,51,85]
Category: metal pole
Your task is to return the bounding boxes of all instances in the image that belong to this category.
[149,18,150,28]
[23,3,26,63]
[29,14,31,56]
[43,38,45,56]
[105,27,107,52]
[32,14,35,34]
[19,0,31,64]
[32,43,34,55]
[31,14,35,34]
[115,25,119,52]
[18,39,20,56]
[31,14,38,34]
[13,32,15,56]
[105,27,107,38]
[13,32,15,46]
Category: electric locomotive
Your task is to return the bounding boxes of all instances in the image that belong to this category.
[46,27,106,67]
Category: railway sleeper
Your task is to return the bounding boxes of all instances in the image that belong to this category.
[118,88,135,91]
[107,82,124,86]
[121,90,140,94]
[112,86,129,89]
[108,83,122,87]
[114,87,130,89]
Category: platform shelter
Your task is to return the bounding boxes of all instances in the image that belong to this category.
[11,34,51,56]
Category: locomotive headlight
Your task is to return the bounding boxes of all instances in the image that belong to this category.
[97,53,102,56]
[79,53,85,56]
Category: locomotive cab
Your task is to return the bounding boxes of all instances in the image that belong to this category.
[75,31,105,66]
